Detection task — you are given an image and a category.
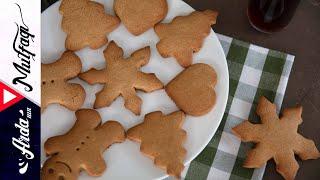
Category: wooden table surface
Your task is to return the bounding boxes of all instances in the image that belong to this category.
[42,0,320,179]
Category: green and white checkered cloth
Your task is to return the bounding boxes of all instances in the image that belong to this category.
[179,34,294,180]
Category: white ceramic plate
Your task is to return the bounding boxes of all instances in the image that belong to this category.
[41,0,229,179]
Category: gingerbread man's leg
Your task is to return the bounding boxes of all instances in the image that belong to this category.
[81,154,107,177]
[121,88,142,115]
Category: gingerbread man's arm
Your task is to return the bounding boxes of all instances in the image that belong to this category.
[47,51,82,80]
[79,68,106,85]
[96,121,126,147]
[44,135,65,156]
[129,46,151,68]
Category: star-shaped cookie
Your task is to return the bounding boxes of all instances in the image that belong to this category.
[79,41,163,115]
[127,111,187,178]
[155,10,218,67]
[232,96,320,180]
[41,109,125,180]
[59,0,120,51]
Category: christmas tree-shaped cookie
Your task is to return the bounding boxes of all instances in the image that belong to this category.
[155,10,218,67]
[127,111,187,178]
[232,97,320,180]
[59,0,120,51]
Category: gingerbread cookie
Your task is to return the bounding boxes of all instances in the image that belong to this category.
[154,10,218,67]
[165,63,217,116]
[41,109,125,180]
[232,97,320,180]
[79,41,163,115]
[42,51,85,112]
[127,111,186,178]
[114,0,168,35]
[59,0,120,51]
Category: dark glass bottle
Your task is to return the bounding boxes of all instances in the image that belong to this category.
[247,0,301,33]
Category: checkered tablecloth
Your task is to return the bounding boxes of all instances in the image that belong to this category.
[177,34,294,180]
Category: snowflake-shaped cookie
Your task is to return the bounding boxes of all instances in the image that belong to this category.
[79,41,163,115]
[232,96,320,180]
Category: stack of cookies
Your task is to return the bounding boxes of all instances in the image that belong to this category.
[41,0,219,179]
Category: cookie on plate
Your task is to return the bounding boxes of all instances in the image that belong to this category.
[79,41,163,115]
[59,0,120,51]
[165,63,217,116]
[127,111,186,178]
[41,109,125,180]
[232,96,320,180]
[42,51,85,112]
[114,0,168,35]
[155,10,218,67]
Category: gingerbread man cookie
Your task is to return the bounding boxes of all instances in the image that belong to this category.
[232,97,320,180]
[41,109,125,180]
[41,51,85,112]
[155,10,218,67]
[114,0,168,35]
[79,41,163,115]
[127,111,187,178]
[59,0,120,51]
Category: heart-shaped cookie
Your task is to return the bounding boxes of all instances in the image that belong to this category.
[165,63,217,116]
[114,0,168,35]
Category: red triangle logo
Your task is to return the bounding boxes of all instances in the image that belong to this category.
[0,82,24,112]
